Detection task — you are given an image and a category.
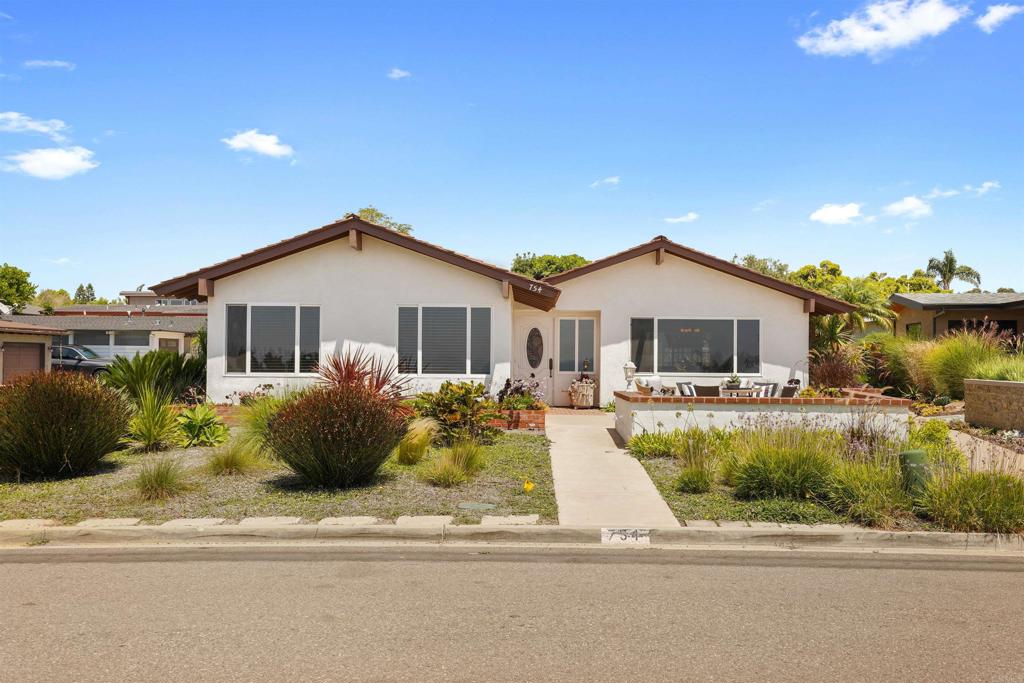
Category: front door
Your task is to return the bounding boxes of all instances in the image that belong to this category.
[512,315,553,405]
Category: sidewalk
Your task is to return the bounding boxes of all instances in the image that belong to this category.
[546,413,679,528]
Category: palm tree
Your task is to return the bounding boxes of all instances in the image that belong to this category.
[829,278,897,332]
[926,249,981,290]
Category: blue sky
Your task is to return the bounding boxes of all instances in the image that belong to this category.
[1,0,1021,298]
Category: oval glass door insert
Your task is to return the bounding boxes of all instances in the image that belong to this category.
[526,328,543,368]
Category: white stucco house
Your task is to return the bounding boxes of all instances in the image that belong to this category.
[151,215,853,406]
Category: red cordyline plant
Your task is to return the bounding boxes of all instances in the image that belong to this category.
[316,347,411,403]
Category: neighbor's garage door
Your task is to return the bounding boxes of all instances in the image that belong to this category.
[2,342,44,383]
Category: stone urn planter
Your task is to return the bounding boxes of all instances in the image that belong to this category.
[569,379,596,408]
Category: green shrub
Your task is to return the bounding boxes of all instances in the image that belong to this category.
[395,417,439,465]
[908,420,966,472]
[0,372,132,480]
[920,471,1024,533]
[970,355,1024,382]
[925,330,1003,399]
[731,427,839,500]
[414,381,500,444]
[206,440,257,476]
[809,344,865,389]
[267,384,406,487]
[134,458,189,500]
[128,385,181,452]
[421,439,485,487]
[627,431,680,459]
[177,403,229,447]
[102,350,205,403]
[675,466,714,493]
[827,461,910,527]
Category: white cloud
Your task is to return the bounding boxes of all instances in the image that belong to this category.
[0,111,69,142]
[964,180,1001,195]
[0,12,13,20]
[23,59,76,70]
[3,146,98,179]
[221,129,294,158]
[809,202,863,224]
[884,195,932,217]
[387,67,411,80]
[925,186,960,198]
[976,4,1024,31]
[752,199,778,212]
[589,176,620,188]
[796,0,969,59]
[664,212,700,224]
[48,257,71,266]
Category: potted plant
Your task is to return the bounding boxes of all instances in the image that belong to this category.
[569,373,596,408]
[724,373,742,390]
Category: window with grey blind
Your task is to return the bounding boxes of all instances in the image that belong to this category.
[114,331,150,346]
[226,304,320,374]
[397,307,419,373]
[629,318,761,375]
[225,305,247,373]
[74,330,110,348]
[250,306,295,373]
[470,308,490,375]
[396,306,491,375]
[298,307,320,373]
[422,307,467,374]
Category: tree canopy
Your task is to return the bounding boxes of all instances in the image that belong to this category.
[511,252,591,280]
[34,288,72,314]
[926,249,981,290]
[73,283,96,304]
[0,263,36,313]
[355,206,412,234]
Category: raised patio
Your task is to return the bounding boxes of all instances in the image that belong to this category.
[613,391,912,441]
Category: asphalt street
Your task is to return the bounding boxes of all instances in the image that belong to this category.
[1,544,1022,682]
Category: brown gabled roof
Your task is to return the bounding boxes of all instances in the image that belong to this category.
[0,319,63,336]
[543,235,855,315]
[151,215,561,311]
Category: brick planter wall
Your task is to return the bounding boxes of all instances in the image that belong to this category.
[964,379,1024,431]
[487,409,546,431]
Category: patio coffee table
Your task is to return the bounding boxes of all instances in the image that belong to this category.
[721,388,757,397]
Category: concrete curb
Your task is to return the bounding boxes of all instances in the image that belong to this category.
[1,523,1022,554]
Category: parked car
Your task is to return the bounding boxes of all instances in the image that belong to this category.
[51,345,113,376]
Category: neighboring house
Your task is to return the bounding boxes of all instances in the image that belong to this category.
[890,293,1024,340]
[2,303,206,358]
[119,289,200,307]
[151,215,852,406]
[0,319,60,383]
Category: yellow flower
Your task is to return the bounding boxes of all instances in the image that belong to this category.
[523,479,535,494]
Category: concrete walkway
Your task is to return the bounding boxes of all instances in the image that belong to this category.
[546,413,680,527]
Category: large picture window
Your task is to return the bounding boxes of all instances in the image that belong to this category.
[630,318,760,375]
[224,304,320,375]
[397,306,491,375]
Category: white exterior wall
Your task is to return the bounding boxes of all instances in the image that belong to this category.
[615,396,910,441]
[552,252,811,405]
[206,236,514,403]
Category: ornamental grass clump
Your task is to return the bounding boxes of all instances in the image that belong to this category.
[925,329,1003,399]
[128,384,180,452]
[627,430,682,459]
[395,417,439,466]
[970,355,1024,382]
[920,470,1024,533]
[827,461,910,528]
[422,439,485,488]
[206,439,259,476]
[731,426,840,500]
[0,371,131,480]
[134,458,189,500]
[908,419,966,473]
[670,427,730,494]
[237,392,295,458]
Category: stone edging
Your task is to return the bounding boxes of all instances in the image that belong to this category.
[1,519,1021,554]
[614,391,911,407]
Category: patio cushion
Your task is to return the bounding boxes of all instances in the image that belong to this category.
[753,382,778,397]
[676,382,696,397]
[693,384,721,397]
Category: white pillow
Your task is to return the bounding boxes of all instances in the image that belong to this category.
[676,382,695,397]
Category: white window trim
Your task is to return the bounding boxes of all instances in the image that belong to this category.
[556,317,597,374]
[224,303,321,377]
[629,316,763,377]
[396,304,493,377]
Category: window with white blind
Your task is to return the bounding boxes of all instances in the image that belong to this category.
[224,304,320,375]
[396,306,491,375]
